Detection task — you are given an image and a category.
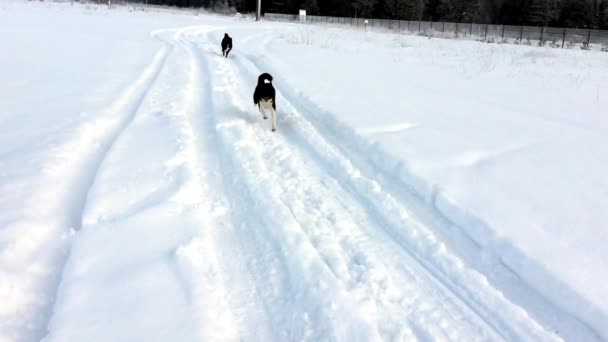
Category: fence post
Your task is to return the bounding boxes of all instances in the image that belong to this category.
[484,24,488,41]
[470,22,473,37]
[586,30,592,47]
[519,25,524,42]
[419,21,421,34]
[502,25,505,40]
[561,27,567,48]
[442,22,445,37]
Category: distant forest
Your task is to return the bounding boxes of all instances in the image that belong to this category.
[142,0,608,29]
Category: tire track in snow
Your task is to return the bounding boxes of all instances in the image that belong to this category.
[234,53,562,341]
[185,30,384,341]
[245,31,601,342]
[192,29,483,340]
[161,28,276,341]
[42,42,172,333]
[0,40,171,342]
[200,40,506,340]
[183,28,560,340]
[215,56,501,341]
[143,27,289,340]
[45,28,246,341]
[248,69,508,341]
[187,36,330,341]
[158,29,243,341]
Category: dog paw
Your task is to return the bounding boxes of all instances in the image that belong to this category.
[263,116,268,120]
[272,128,276,132]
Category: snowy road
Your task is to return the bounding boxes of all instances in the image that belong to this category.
[21,26,564,341]
[2,2,608,340]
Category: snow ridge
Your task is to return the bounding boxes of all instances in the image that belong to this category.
[0,42,170,341]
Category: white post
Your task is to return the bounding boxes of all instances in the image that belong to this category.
[299,9,306,23]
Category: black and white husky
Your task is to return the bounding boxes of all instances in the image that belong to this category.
[221,33,232,58]
[253,73,277,132]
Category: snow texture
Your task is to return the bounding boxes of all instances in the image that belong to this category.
[0,2,606,341]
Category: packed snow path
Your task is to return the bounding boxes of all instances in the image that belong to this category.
[6,26,565,341]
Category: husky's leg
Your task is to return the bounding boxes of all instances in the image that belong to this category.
[258,104,267,120]
[271,108,277,132]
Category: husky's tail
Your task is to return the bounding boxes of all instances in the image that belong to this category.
[257,73,273,85]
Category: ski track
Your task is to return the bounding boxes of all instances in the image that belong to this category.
[29,24,574,341]
[43,27,251,341]
[42,40,173,338]
[0,38,171,342]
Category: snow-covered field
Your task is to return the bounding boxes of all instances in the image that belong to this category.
[0,2,606,341]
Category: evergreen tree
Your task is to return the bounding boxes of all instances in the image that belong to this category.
[423,0,442,20]
[460,0,480,21]
[437,0,479,22]
[268,0,292,13]
[497,0,526,24]
[352,0,376,17]
[525,0,557,26]
[233,0,256,13]
[134,0,608,27]
[300,0,320,14]
[557,0,594,27]
[381,0,416,19]
[321,0,349,15]
[479,0,503,23]
[600,1,608,28]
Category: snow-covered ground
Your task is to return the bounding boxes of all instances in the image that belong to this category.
[0,2,606,341]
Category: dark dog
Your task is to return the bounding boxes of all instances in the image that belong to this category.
[253,73,277,131]
[221,33,232,58]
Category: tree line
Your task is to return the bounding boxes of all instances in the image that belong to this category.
[141,0,608,29]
